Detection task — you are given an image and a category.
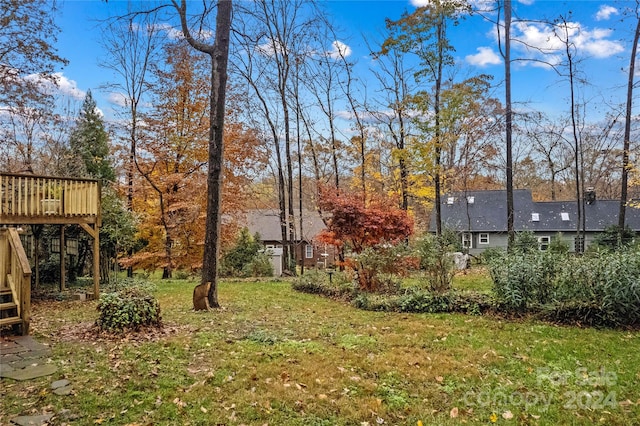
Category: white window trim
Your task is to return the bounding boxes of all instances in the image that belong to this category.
[479,233,489,245]
[305,244,314,259]
[462,232,473,249]
[538,236,551,251]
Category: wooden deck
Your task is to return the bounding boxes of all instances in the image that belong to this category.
[0,173,101,225]
[0,173,102,334]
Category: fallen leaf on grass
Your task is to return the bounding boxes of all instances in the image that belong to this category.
[502,410,514,419]
[450,407,458,418]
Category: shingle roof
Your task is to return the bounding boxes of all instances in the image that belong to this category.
[431,189,640,232]
[245,209,327,242]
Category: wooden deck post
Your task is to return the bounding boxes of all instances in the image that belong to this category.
[93,228,99,298]
[60,225,66,291]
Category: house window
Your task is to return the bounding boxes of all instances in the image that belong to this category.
[479,233,489,244]
[462,233,472,249]
[51,238,60,253]
[538,236,551,251]
[67,239,78,256]
[305,244,314,259]
[561,212,570,221]
[531,213,540,222]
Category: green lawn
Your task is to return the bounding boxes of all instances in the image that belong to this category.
[2,278,639,425]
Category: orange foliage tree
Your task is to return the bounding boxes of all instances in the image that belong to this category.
[317,187,414,291]
[126,41,265,277]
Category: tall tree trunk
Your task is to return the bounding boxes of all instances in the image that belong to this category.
[619,12,639,229]
[504,0,515,248]
[433,13,445,236]
[174,0,232,308]
[566,28,583,252]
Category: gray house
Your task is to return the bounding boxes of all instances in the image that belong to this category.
[246,209,337,274]
[431,189,640,254]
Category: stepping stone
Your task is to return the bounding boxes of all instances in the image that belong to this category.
[0,363,15,374]
[1,364,57,380]
[11,336,50,352]
[53,385,73,396]
[10,413,53,425]
[6,358,46,370]
[51,379,70,390]
[0,353,21,363]
[20,349,52,360]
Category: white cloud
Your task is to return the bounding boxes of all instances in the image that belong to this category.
[107,92,128,107]
[151,23,212,41]
[23,72,85,100]
[327,40,352,59]
[466,47,502,66]
[256,38,287,57]
[510,20,624,62]
[595,5,618,21]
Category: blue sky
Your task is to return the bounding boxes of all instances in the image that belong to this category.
[52,0,637,123]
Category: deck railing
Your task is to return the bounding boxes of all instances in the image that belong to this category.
[0,227,32,334]
[0,173,100,222]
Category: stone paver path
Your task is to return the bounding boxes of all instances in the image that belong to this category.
[1,335,65,425]
[0,335,57,380]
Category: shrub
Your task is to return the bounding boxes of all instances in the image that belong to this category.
[292,270,357,299]
[219,228,265,277]
[349,287,492,315]
[241,252,273,277]
[351,243,415,292]
[96,287,162,332]
[489,246,640,326]
[591,225,636,251]
[548,233,570,254]
[513,231,539,253]
[479,247,506,264]
[415,234,456,293]
[489,250,563,310]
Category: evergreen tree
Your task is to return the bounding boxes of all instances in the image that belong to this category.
[69,90,115,182]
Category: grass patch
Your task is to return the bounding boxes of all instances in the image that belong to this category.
[1,279,639,425]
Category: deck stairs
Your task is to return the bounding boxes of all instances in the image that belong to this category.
[0,227,32,335]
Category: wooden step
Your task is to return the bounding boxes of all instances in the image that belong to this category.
[0,316,22,327]
[0,301,17,311]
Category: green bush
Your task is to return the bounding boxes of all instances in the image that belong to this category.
[96,287,162,332]
[479,247,506,264]
[513,230,539,253]
[292,270,357,299]
[241,252,273,277]
[548,233,570,254]
[488,249,562,310]
[489,247,640,326]
[219,228,265,277]
[591,225,636,251]
[352,243,414,292]
[350,288,492,315]
[415,234,456,293]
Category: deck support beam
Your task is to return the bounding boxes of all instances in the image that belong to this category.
[79,223,100,298]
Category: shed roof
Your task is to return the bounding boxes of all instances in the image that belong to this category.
[245,209,327,242]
